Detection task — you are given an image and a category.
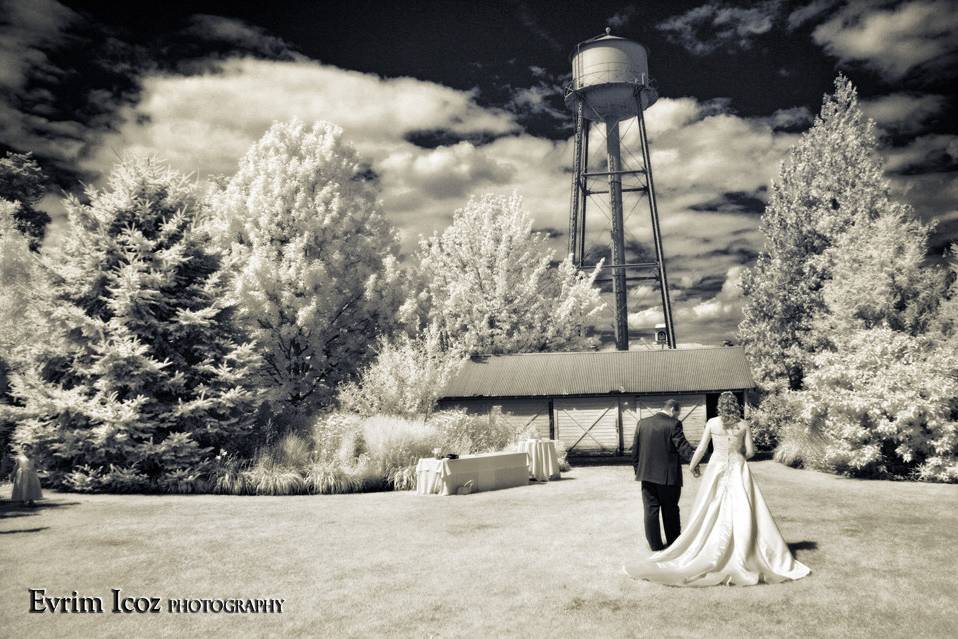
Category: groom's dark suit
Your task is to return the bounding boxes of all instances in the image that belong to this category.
[632,411,696,551]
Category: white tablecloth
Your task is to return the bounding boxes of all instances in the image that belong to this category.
[519,439,561,481]
[415,452,529,495]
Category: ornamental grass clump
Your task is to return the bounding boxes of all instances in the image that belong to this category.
[304,460,363,494]
[360,415,442,490]
[244,462,308,496]
[209,453,254,495]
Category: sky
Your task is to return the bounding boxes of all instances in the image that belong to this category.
[2,0,957,347]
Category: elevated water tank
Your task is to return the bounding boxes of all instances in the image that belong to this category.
[565,30,657,121]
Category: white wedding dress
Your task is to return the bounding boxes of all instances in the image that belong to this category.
[624,417,810,586]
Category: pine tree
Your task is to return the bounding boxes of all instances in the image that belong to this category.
[10,157,261,492]
[208,120,403,416]
[0,152,52,251]
[0,205,51,469]
[417,192,605,355]
[739,75,888,391]
[0,202,47,374]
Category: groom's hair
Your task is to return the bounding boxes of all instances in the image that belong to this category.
[663,399,680,412]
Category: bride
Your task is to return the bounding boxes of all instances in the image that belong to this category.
[624,392,810,586]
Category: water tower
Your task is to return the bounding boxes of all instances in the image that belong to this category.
[565,28,676,350]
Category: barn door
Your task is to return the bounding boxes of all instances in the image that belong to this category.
[554,398,619,455]
[620,397,664,455]
[621,395,708,454]
[491,399,552,440]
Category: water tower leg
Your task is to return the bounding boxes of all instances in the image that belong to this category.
[605,118,629,351]
[578,119,589,265]
[638,106,677,349]
[568,99,584,263]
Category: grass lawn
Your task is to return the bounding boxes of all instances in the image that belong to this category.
[2,461,957,639]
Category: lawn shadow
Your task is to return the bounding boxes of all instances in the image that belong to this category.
[788,540,818,557]
[0,526,50,534]
[0,499,81,520]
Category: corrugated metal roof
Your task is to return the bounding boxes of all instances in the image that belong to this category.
[441,347,755,399]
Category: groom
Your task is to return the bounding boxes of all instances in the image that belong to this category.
[631,399,698,551]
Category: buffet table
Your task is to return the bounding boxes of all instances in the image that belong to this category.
[519,439,561,481]
[415,451,530,496]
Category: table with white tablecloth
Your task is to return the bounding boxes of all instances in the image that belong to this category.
[518,439,561,481]
[415,452,530,495]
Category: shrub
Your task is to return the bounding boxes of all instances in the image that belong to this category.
[554,439,571,472]
[101,465,151,493]
[748,392,799,452]
[789,328,958,481]
[157,469,207,495]
[337,326,465,418]
[773,416,827,470]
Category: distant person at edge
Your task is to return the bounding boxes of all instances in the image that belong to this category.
[11,448,43,506]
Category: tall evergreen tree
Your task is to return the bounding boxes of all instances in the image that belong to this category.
[208,120,404,417]
[10,157,261,492]
[0,152,52,251]
[739,75,888,391]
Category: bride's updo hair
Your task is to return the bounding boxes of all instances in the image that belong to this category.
[718,391,741,425]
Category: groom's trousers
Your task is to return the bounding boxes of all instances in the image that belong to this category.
[641,481,682,551]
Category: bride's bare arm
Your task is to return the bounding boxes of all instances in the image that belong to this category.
[744,421,755,459]
[689,422,712,471]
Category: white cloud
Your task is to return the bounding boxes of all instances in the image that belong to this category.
[861,93,946,134]
[0,0,77,94]
[378,142,515,202]
[183,14,296,57]
[0,0,89,165]
[627,265,745,342]
[657,1,785,55]
[763,106,813,131]
[812,0,958,80]
[884,134,958,173]
[607,6,638,30]
[786,0,841,30]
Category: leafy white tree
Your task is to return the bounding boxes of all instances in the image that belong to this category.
[817,203,945,339]
[208,120,404,415]
[740,75,887,391]
[10,157,262,492]
[417,192,605,355]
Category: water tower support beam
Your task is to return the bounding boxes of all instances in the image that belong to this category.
[637,100,677,349]
[605,118,629,351]
[567,98,584,263]
[577,119,589,266]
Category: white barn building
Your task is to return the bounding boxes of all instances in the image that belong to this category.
[438,347,755,457]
